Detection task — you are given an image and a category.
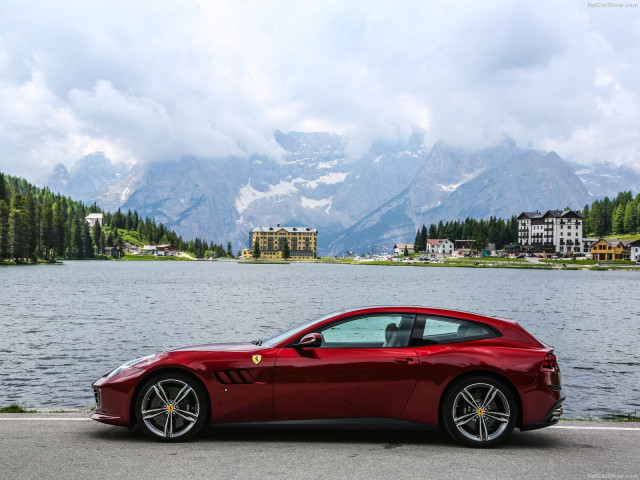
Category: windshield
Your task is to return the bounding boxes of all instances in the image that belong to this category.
[261,310,345,348]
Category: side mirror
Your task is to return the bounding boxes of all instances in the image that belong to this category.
[294,332,322,348]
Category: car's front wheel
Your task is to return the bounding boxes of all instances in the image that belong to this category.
[442,376,517,447]
[135,372,208,442]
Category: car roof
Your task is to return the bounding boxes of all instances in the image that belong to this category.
[320,305,519,328]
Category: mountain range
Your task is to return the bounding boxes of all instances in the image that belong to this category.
[36,132,640,255]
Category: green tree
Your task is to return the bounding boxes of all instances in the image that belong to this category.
[0,172,7,205]
[403,246,409,257]
[252,238,260,259]
[472,224,487,251]
[0,200,8,262]
[24,191,37,261]
[282,238,290,259]
[41,202,54,261]
[92,220,103,255]
[612,203,624,234]
[82,220,93,258]
[623,201,636,234]
[9,194,25,261]
[226,242,233,258]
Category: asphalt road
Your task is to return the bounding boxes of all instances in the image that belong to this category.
[1,413,639,480]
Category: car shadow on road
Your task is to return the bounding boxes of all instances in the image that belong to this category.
[87,422,566,450]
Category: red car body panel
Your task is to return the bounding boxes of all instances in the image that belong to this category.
[91,306,563,431]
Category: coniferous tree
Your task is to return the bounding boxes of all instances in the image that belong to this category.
[623,202,636,234]
[9,194,25,261]
[226,242,233,258]
[282,239,290,259]
[0,200,8,262]
[41,202,54,261]
[612,204,625,234]
[52,203,64,258]
[0,172,7,205]
[420,224,427,251]
[92,221,103,255]
[82,220,93,258]
[252,239,260,259]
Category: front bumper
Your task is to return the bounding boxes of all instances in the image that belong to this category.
[90,369,143,427]
[520,394,566,431]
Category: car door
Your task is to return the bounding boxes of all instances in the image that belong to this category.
[273,313,419,421]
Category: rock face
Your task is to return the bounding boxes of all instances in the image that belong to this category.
[36,152,129,204]
[93,132,426,250]
[574,162,640,199]
[36,132,637,255]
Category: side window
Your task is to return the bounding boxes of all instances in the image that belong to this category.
[419,316,495,345]
[320,314,415,348]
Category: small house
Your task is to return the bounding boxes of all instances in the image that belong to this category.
[394,244,414,255]
[157,244,179,257]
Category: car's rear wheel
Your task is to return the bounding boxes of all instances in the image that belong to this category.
[135,372,208,442]
[442,376,517,448]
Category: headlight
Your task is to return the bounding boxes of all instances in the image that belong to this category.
[106,354,156,378]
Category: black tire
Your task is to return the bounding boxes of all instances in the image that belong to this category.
[442,375,517,448]
[135,372,209,442]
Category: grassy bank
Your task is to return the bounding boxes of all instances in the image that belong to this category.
[317,257,639,271]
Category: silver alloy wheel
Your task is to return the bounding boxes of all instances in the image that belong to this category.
[140,378,200,439]
[452,382,511,442]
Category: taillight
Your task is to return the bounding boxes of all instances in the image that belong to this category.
[542,351,558,370]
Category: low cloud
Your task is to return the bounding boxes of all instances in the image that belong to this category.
[0,0,639,180]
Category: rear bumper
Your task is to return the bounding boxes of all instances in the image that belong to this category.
[520,394,566,431]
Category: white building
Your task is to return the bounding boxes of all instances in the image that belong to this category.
[141,245,157,255]
[517,210,584,254]
[85,213,103,228]
[631,240,640,262]
[394,244,414,255]
[426,238,455,257]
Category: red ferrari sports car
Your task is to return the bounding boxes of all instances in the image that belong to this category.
[91,306,564,447]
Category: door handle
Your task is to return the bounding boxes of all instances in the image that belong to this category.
[394,358,416,365]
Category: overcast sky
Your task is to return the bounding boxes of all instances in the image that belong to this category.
[1,0,639,180]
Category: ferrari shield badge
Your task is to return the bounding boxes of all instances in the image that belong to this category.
[252,355,262,365]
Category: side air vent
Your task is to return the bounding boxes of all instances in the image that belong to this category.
[215,369,255,384]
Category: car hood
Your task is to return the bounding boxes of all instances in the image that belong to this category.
[170,342,261,353]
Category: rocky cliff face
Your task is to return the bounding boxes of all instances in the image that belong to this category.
[93,132,426,250]
[36,132,636,255]
[36,152,129,204]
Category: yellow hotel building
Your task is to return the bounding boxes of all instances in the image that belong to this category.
[250,225,318,260]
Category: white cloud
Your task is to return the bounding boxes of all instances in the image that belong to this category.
[0,0,639,180]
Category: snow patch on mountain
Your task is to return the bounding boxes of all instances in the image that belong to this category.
[298,172,348,188]
[235,172,348,213]
[235,181,299,212]
[300,196,333,209]
[437,170,484,192]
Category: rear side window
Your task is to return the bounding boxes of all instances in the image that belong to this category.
[415,316,497,345]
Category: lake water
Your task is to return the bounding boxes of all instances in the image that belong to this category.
[1,261,638,418]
